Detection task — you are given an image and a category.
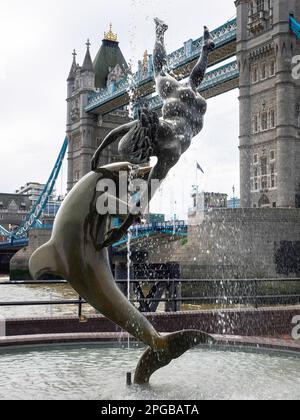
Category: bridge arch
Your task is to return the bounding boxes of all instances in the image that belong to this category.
[258,194,270,208]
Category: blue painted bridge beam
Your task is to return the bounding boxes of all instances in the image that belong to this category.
[11,137,68,241]
[86,18,237,115]
[290,16,300,39]
[147,60,238,112]
[0,223,187,252]
[0,138,68,243]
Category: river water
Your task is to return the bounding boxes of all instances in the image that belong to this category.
[0,275,97,318]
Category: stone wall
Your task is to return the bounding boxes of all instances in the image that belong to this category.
[146,208,300,280]
[0,251,15,274]
[10,228,52,280]
[9,208,300,281]
[4,306,300,338]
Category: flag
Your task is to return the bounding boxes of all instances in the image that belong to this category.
[196,162,204,174]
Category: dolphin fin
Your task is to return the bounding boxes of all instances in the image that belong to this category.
[29,242,64,280]
[134,330,214,385]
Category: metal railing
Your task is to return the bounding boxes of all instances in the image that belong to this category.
[0,278,299,317]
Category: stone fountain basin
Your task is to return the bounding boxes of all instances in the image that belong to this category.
[0,335,299,400]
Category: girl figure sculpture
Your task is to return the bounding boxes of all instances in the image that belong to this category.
[92,18,215,247]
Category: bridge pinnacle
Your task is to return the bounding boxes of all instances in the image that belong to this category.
[104,23,118,42]
[82,40,94,72]
[67,50,77,81]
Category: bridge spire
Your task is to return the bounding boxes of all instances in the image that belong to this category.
[82,39,94,72]
[67,49,77,81]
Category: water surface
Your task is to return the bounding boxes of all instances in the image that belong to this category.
[0,275,96,318]
[0,345,299,400]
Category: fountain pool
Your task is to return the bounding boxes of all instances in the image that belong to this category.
[0,344,299,400]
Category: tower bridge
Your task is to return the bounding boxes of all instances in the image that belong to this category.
[1,0,300,281]
[66,0,300,213]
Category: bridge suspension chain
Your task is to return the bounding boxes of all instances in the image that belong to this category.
[0,225,10,237]
[0,138,68,241]
[290,16,300,39]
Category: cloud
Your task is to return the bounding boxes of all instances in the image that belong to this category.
[0,57,7,80]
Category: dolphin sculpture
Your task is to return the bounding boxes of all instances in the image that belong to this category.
[29,162,213,385]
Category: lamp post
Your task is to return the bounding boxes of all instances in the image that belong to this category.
[232,185,236,209]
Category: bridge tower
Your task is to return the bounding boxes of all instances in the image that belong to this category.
[236,0,300,208]
[66,25,129,191]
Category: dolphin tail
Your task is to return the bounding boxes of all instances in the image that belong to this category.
[29,242,63,280]
[134,330,214,385]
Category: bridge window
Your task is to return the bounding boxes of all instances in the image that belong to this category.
[252,66,259,83]
[74,171,80,182]
[270,150,275,161]
[253,166,259,190]
[257,0,264,13]
[270,109,275,128]
[261,111,268,131]
[253,166,259,191]
[249,2,253,15]
[270,163,276,188]
[254,115,259,133]
[254,154,258,164]
[271,175,276,189]
[270,60,275,76]
[261,63,267,80]
[261,157,268,176]
[261,176,268,190]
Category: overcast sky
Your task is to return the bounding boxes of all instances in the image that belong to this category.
[0,0,239,219]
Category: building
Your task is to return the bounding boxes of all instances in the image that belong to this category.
[16,182,56,203]
[189,191,228,224]
[190,191,228,212]
[16,182,61,217]
[0,193,32,230]
[236,0,300,208]
[66,25,130,191]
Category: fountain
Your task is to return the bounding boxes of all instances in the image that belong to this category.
[25,17,300,396]
[29,18,217,385]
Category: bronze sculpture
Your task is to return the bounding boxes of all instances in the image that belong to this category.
[92,18,215,247]
[30,19,215,385]
[29,164,213,384]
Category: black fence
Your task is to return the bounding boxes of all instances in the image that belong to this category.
[0,278,299,315]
